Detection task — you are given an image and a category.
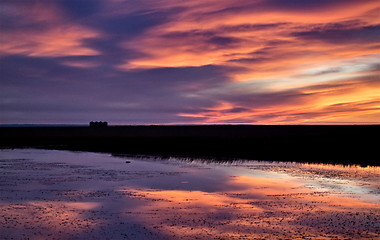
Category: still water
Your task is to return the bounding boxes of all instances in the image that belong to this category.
[0,149,379,239]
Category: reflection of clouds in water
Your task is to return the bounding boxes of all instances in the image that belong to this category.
[172,157,380,202]
[260,162,380,200]
[0,149,379,239]
[0,201,99,238]
[116,174,379,239]
[116,188,379,238]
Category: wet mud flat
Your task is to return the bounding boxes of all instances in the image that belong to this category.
[0,149,379,239]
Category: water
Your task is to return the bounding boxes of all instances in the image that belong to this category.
[0,149,379,239]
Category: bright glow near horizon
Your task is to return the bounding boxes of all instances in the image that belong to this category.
[0,0,379,124]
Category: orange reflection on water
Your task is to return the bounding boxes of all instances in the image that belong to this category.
[0,201,100,239]
[118,172,380,239]
[1,149,379,239]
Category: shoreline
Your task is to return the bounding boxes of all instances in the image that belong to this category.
[1,125,379,166]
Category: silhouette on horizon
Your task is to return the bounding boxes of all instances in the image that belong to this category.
[89,121,108,127]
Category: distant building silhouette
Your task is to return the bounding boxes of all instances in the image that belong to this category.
[89,121,108,127]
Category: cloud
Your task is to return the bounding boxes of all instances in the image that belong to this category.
[0,1,100,57]
[0,54,231,124]
[294,24,380,44]
[261,0,375,11]
[178,76,380,124]
[118,0,380,89]
[57,0,102,18]
[1,0,379,124]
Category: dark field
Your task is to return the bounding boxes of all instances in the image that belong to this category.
[1,125,379,166]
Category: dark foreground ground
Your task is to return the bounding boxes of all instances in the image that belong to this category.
[1,125,379,166]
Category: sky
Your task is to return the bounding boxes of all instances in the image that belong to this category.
[1,0,380,125]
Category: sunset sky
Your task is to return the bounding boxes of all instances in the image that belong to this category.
[1,0,380,124]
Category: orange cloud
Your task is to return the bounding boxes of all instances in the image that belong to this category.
[1,0,379,124]
[119,1,380,72]
[118,1,380,124]
[178,76,380,124]
[0,26,100,57]
[0,2,100,57]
